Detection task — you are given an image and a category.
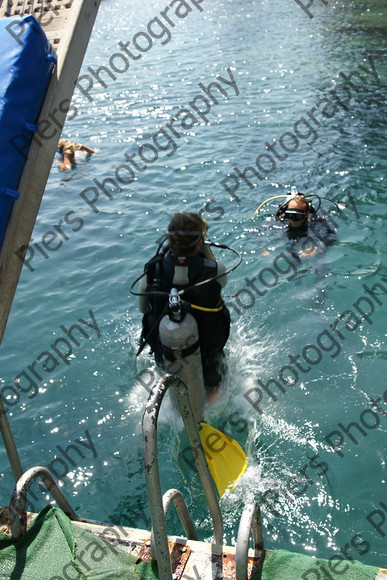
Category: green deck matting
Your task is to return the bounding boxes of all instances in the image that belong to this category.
[0,506,159,579]
[0,506,385,579]
[260,548,381,580]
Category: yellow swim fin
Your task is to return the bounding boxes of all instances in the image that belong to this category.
[199,422,248,497]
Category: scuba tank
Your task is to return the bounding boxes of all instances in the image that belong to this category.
[130,237,242,422]
[158,289,206,423]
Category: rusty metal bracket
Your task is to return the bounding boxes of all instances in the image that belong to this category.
[139,538,191,580]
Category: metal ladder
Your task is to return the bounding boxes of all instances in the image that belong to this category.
[142,373,265,579]
[1,379,264,578]
[0,394,78,538]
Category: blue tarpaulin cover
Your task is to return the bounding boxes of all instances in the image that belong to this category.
[0,15,56,248]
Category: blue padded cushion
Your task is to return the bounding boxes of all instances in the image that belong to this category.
[0,15,57,247]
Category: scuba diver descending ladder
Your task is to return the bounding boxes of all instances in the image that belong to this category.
[131,213,247,496]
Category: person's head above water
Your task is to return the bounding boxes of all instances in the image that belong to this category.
[276,193,315,228]
[285,194,311,227]
[58,138,72,155]
[167,212,208,254]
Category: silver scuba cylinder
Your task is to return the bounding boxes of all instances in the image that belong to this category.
[158,289,206,423]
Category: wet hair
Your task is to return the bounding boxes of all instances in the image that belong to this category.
[167,212,206,254]
[58,138,69,153]
[276,194,315,221]
[288,194,309,210]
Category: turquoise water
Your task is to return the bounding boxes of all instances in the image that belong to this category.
[1,0,386,570]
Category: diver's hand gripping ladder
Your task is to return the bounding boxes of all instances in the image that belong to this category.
[142,373,265,580]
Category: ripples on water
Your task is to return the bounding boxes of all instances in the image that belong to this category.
[0,0,386,567]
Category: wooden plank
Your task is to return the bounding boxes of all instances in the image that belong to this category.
[0,0,101,343]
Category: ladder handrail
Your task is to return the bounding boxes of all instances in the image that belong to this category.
[0,394,23,482]
[142,373,223,579]
[160,488,198,542]
[9,465,78,538]
[235,501,265,580]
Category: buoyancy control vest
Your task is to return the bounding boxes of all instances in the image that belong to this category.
[139,251,230,358]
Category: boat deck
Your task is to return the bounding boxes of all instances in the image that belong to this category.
[74,518,263,580]
[1,507,386,579]
[0,0,75,48]
[0,506,264,579]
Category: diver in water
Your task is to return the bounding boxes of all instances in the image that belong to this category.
[137,212,231,401]
[274,188,337,260]
[57,139,95,171]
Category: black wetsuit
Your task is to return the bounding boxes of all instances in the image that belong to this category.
[141,251,230,387]
[286,217,337,260]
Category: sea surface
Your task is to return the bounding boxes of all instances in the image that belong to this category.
[1,0,386,569]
